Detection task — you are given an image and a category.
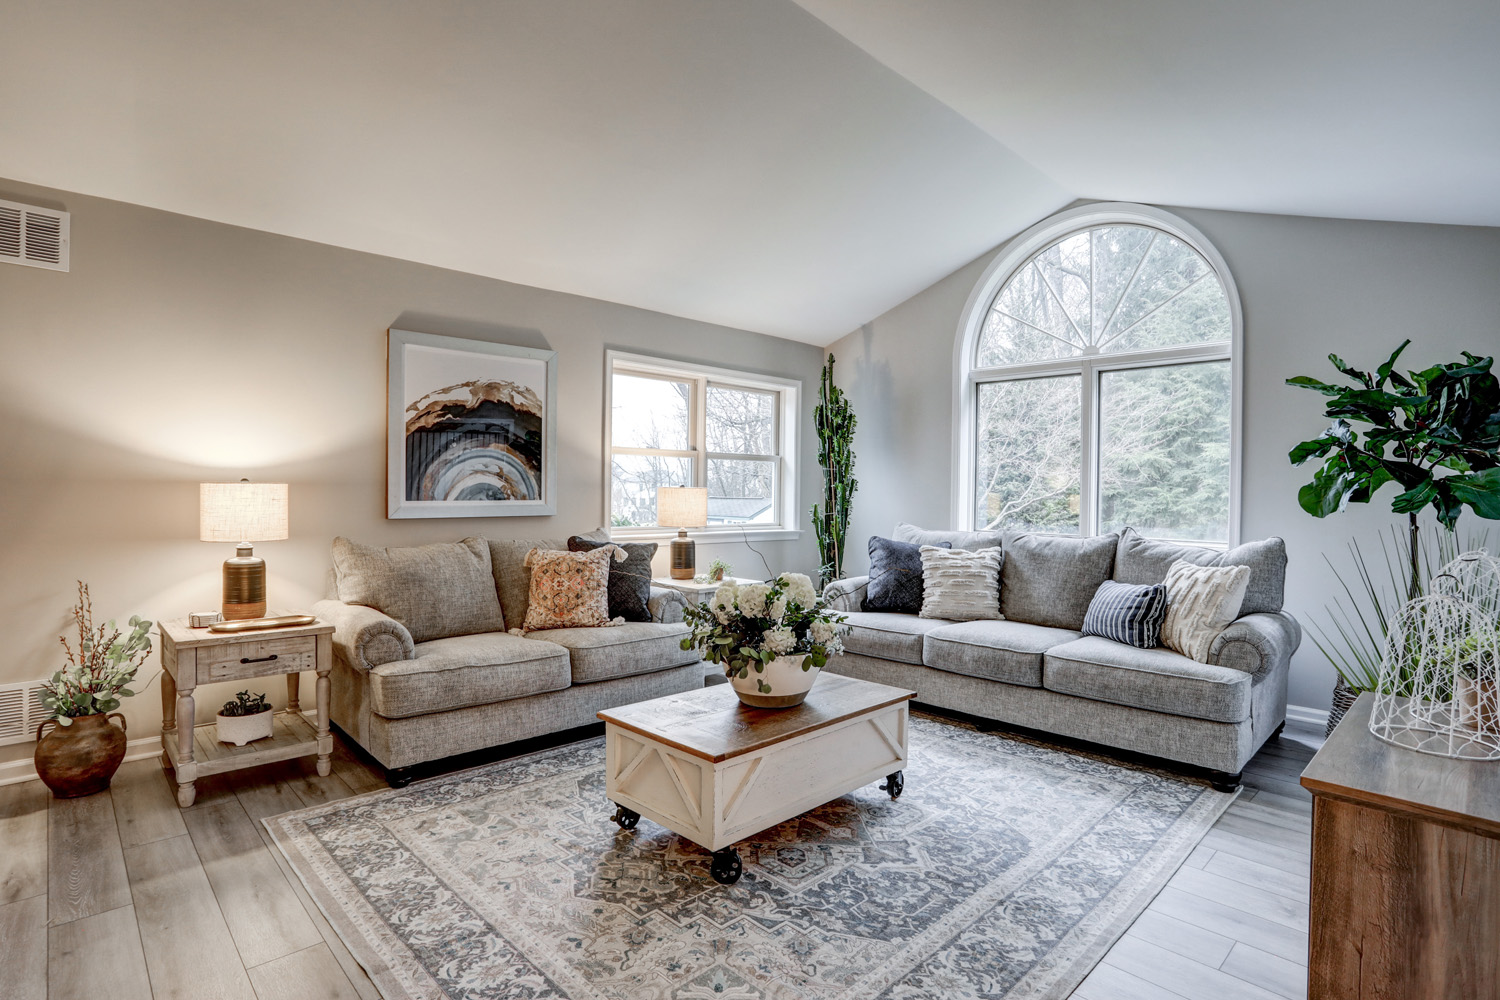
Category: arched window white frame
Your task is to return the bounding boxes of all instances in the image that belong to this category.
[953,203,1243,545]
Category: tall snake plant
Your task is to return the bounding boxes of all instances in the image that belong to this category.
[812,355,857,589]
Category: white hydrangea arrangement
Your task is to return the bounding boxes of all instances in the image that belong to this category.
[681,572,849,693]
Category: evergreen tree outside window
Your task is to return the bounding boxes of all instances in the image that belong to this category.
[957,205,1242,545]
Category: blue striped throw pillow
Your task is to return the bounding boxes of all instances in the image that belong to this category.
[1081,580,1168,649]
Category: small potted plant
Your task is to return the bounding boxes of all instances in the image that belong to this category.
[1453,629,1499,733]
[216,690,274,746]
[708,558,732,582]
[35,583,152,798]
[681,572,848,708]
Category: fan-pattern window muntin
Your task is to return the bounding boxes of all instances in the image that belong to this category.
[608,357,790,532]
[966,213,1239,545]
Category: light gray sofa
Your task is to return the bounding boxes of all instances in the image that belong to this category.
[822,524,1301,789]
[313,532,704,785]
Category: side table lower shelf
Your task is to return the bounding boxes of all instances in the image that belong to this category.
[162,712,332,805]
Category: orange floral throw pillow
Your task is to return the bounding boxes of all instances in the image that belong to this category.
[518,545,628,631]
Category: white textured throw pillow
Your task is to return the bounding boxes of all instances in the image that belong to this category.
[1161,560,1251,662]
[919,545,1004,621]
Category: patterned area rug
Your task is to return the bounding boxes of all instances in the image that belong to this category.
[266,716,1234,1000]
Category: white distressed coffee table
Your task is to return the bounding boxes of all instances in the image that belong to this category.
[596,673,915,883]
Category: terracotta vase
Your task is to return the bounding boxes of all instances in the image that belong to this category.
[730,654,821,709]
[34,713,128,798]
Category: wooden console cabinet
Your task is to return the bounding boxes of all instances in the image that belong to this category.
[1301,694,1500,999]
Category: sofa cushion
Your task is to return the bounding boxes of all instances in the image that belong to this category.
[1081,580,1168,649]
[1043,636,1251,723]
[368,632,571,719]
[522,546,625,631]
[865,536,947,614]
[923,620,1082,687]
[489,529,609,630]
[1000,531,1118,629]
[332,536,505,643]
[568,537,657,622]
[1113,527,1287,615]
[919,545,1004,621]
[535,622,698,684]
[1161,561,1251,663]
[894,522,1004,552]
[839,612,955,665]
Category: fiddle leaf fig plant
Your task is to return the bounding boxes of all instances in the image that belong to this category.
[1288,341,1500,598]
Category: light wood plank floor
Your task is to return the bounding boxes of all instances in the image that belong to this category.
[1,721,1320,1000]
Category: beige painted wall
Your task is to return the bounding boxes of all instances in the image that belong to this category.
[0,178,824,763]
[829,203,1500,714]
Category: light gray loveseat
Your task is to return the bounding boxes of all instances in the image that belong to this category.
[312,531,704,785]
[822,524,1301,789]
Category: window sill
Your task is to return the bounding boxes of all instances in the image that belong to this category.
[610,528,804,544]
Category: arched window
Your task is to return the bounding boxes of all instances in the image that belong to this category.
[955,204,1241,544]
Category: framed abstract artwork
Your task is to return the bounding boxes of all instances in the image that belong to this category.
[387,329,557,518]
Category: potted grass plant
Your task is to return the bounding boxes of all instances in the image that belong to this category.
[216,690,274,746]
[681,573,848,708]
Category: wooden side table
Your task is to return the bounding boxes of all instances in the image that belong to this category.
[159,616,335,807]
[1301,693,1500,999]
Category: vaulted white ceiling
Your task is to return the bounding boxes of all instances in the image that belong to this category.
[2,2,1495,346]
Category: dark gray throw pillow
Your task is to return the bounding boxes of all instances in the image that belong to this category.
[865,536,950,614]
[1081,580,1168,649]
[568,537,657,622]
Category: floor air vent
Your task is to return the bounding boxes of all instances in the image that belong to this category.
[0,680,50,746]
[0,199,70,271]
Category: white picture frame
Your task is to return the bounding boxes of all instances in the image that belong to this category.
[387,328,558,519]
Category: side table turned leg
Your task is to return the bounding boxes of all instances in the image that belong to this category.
[286,672,301,716]
[160,667,177,769]
[315,664,332,777]
[175,685,197,808]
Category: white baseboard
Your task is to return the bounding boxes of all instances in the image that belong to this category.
[0,735,163,787]
[1285,703,1330,728]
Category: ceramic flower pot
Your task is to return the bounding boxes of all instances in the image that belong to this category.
[215,708,274,746]
[34,713,128,798]
[1456,674,1499,733]
[730,654,821,709]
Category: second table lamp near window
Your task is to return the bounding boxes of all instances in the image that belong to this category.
[200,480,289,620]
[657,486,708,579]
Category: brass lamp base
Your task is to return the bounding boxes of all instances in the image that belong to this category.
[222,544,268,621]
[670,530,696,580]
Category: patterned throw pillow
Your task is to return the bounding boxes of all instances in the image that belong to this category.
[865,536,950,614]
[520,546,627,631]
[918,545,1005,621]
[568,536,657,622]
[1082,580,1169,649]
[1161,560,1251,662]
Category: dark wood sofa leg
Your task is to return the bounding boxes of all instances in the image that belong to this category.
[1271,721,1286,740]
[1208,769,1243,793]
[387,766,415,789]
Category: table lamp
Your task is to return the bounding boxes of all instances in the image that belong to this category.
[656,486,708,580]
[200,480,289,620]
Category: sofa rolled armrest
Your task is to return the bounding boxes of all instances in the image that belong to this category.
[1209,611,1302,677]
[313,599,414,672]
[649,587,689,624]
[822,576,869,614]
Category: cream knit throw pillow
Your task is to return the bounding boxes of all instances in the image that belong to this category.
[1161,560,1251,662]
[919,545,1005,621]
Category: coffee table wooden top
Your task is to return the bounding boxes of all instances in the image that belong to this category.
[598,673,915,764]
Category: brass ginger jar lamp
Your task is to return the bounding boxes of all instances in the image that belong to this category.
[200,480,289,620]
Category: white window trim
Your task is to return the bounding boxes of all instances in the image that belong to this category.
[951,203,1244,546]
[604,350,802,542]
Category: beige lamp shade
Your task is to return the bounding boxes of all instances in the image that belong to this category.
[199,481,289,542]
[656,486,708,529]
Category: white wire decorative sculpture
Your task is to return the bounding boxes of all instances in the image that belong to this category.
[1369,550,1500,760]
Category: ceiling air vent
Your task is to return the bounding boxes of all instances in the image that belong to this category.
[0,680,50,746]
[0,199,70,272]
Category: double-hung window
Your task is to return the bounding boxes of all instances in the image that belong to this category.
[957,204,1242,545]
[606,352,800,535]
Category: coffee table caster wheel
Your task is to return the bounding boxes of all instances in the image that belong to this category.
[880,770,904,800]
[710,847,742,885]
[612,805,639,830]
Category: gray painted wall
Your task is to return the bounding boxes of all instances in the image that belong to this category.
[0,178,824,753]
[828,203,1500,713]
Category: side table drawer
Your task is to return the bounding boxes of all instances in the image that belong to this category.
[197,636,317,684]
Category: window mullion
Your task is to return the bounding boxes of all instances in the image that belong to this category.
[693,376,707,490]
[1079,360,1097,537]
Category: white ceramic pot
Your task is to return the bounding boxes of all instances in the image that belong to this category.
[215,708,274,746]
[729,653,821,709]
